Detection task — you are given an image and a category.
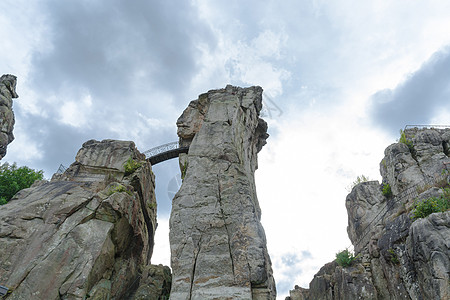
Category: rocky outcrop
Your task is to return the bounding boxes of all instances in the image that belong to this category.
[287,285,309,300]
[133,264,172,300]
[287,128,450,300]
[170,85,275,299]
[307,261,377,300]
[0,139,170,299]
[0,74,18,160]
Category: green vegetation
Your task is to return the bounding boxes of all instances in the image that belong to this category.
[181,161,188,180]
[0,163,44,205]
[353,175,370,186]
[398,129,414,151]
[347,175,370,192]
[123,157,142,175]
[106,184,133,196]
[382,183,392,197]
[411,188,450,220]
[336,249,356,267]
[387,248,400,264]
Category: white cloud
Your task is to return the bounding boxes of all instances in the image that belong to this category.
[59,94,92,127]
[152,217,171,266]
[188,5,291,98]
[256,103,391,297]
[4,123,43,163]
[2,1,450,299]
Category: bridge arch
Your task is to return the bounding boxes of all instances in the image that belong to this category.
[56,141,188,175]
[143,141,189,165]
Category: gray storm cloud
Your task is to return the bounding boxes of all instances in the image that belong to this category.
[370,46,450,133]
[30,0,216,103]
[16,0,216,198]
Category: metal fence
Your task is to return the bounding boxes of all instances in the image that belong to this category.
[404,124,450,130]
[142,141,180,159]
[55,164,68,175]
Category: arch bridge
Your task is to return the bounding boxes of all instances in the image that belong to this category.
[143,141,189,165]
[56,141,188,174]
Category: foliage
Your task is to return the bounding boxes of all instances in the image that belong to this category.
[398,129,414,151]
[411,188,450,220]
[382,183,392,197]
[381,159,387,168]
[0,162,44,205]
[387,248,399,264]
[106,184,133,196]
[123,157,142,175]
[181,161,188,180]
[347,175,370,192]
[336,249,356,267]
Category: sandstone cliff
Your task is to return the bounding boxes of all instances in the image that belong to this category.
[287,128,450,300]
[0,74,18,160]
[0,139,170,299]
[170,85,276,299]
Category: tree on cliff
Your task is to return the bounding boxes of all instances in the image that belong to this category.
[0,162,43,205]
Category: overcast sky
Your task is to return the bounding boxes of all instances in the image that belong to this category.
[2,1,450,298]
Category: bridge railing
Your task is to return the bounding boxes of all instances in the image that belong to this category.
[55,164,68,175]
[142,141,181,159]
[404,124,450,131]
[55,141,185,173]
[350,171,449,253]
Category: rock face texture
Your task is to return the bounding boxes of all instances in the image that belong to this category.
[170,85,275,299]
[287,128,450,300]
[0,139,170,299]
[0,74,18,160]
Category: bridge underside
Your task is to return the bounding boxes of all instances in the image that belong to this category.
[148,147,189,165]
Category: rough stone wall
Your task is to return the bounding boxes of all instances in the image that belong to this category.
[287,128,450,300]
[170,85,275,299]
[0,139,169,299]
[0,74,18,160]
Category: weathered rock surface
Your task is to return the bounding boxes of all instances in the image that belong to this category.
[286,285,309,300]
[307,261,378,300]
[0,74,18,160]
[170,85,275,299]
[287,128,450,300]
[0,139,169,299]
[133,264,172,300]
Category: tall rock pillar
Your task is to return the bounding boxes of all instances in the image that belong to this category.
[0,74,18,160]
[170,85,276,299]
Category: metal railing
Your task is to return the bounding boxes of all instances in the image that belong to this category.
[351,172,449,252]
[142,141,181,158]
[0,285,9,296]
[55,164,68,175]
[55,141,187,174]
[404,124,450,131]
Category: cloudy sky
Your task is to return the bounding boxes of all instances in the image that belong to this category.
[2,0,450,298]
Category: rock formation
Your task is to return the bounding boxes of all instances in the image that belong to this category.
[287,128,450,300]
[0,74,18,160]
[0,139,170,299]
[170,85,276,299]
